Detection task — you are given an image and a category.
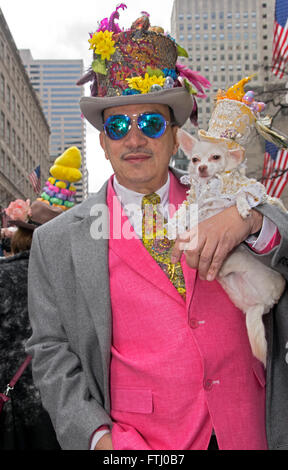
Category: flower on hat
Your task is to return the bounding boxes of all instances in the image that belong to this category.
[126,73,165,94]
[88,30,116,61]
[5,199,32,222]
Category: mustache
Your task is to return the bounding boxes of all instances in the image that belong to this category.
[121,148,154,160]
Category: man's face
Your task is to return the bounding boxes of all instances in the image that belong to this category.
[99,103,179,194]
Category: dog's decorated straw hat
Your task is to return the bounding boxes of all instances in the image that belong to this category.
[198,74,288,153]
[78,4,211,131]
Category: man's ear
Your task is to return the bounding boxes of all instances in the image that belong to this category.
[99,131,109,161]
[177,128,198,158]
[225,147,245,170]
[172,125,180,155]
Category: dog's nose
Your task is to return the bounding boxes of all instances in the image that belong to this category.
[199,165,208,173]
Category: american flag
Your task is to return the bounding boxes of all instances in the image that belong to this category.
[261,141,288,198]
[28,165,41,194]
[272,0,288,79]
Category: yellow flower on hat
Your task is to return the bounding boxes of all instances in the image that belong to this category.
[126,73,165,94]
[88,30,116,61]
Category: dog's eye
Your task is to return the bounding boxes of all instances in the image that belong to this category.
[192,157,199,163]
[212,155,221,160]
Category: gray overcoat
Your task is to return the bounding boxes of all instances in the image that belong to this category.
[26,169,288,450]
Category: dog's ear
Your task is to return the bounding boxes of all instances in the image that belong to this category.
[177,129,198,158]
[225,147,245,170]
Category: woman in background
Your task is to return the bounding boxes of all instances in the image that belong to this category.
[0,200,62,450]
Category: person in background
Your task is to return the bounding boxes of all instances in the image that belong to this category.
[0,200,62,450]
[0,227,15,257]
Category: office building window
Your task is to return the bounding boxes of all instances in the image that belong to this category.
[6,121,10,146]
[0,40,4,59]
[0,112,5,139]
[6,157,10,177]
[6,86,11,110]
[0,148,5,170]
[0,74,4,101]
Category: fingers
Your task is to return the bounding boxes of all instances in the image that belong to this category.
[171,229,216,280]
[170,221,233,281]
[170,206,262,281]
[203,241,231,281]
[170,228,199,264]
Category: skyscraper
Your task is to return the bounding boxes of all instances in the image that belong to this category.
[171,0,275,131]
[0,10,50,210]
[20,50,88,201]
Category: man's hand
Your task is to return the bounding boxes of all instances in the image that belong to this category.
[170,206,263,281]
[94,433,113,450]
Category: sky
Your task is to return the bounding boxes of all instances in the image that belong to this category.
[1,0,175,193]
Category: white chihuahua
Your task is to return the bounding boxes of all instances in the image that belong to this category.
[169,128,286,366]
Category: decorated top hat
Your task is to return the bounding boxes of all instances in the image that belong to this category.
[198,74,288,155]
[78,5,211,130]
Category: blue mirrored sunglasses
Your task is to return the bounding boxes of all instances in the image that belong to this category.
[103,113,171,140]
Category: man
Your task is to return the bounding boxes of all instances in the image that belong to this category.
[27,10,288,450]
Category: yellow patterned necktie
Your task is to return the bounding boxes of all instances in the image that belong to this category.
[141,193,186,299]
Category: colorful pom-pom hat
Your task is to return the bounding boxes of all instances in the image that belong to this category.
[78,4,211,131]
[37,146,82,211]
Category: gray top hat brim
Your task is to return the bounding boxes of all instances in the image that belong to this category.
[80,88,194,131]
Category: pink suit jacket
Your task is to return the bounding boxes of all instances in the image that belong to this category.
[107,171,268,450]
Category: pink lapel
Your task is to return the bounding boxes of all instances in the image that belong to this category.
[108,172,196,305]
